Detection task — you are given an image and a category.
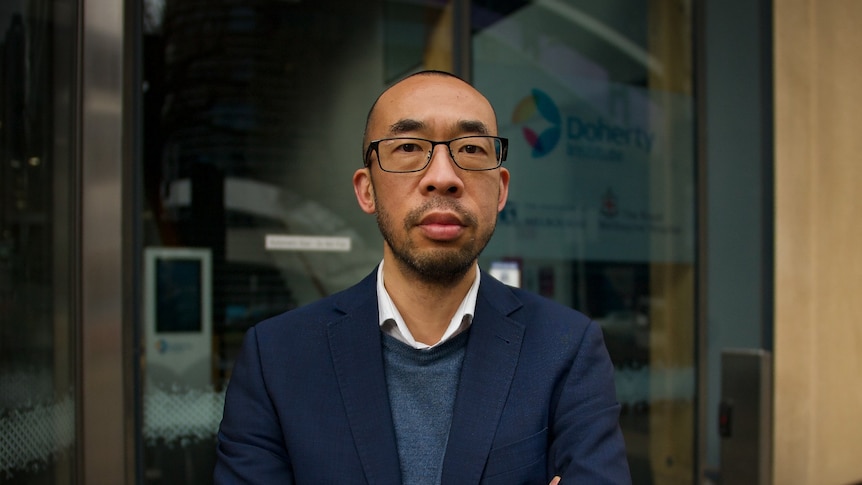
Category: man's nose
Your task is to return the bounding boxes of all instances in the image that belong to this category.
[420,145,464,195]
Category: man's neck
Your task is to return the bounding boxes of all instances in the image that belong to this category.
[382,257,477,346]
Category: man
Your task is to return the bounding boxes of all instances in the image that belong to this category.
[215,70,630,484]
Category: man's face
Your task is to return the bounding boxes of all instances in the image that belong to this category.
[353,74,510,285]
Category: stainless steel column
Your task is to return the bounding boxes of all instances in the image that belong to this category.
[81,0,126,482]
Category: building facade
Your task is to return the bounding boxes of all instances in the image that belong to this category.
[1,0,860,484]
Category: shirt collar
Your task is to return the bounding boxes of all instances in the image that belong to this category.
[376,260,480,350]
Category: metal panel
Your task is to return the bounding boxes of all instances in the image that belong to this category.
[719,349,773,485]
[452,0,471,80]
[693,0,708,479]
[80,0,126,482]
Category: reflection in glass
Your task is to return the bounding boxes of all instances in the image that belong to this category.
[0,0,78,483]
[139,0,450,482]
[473,1,695,483]
[138,1,696,483]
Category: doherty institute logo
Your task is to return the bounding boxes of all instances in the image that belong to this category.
[512,89,561,158]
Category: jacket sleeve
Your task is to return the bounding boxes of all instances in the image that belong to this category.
[214,326,295,484]
[550,320,632,484]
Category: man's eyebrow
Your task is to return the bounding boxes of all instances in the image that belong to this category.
[387,119,491,137]
[388,119,425,135]
[457,120,490,135]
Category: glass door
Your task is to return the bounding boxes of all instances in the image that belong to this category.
[472,2,696,484]
[138,0,457,481]
[136,1,696,482]
[0,0,79,483]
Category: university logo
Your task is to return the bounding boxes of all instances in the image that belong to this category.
[512,89,561,158]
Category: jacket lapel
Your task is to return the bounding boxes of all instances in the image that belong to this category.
[327,273,403,484]
[440,275,525,484]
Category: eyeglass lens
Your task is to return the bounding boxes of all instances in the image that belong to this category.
[376,137,502,172]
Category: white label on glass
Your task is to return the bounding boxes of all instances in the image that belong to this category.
[265,235,352,252]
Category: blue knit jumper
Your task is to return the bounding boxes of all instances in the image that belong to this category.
[382,330,469,485]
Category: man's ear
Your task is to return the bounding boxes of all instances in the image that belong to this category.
[353,168,376,214]
[497,167,510,212]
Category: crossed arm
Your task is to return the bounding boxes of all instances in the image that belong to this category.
[548,320,632,483]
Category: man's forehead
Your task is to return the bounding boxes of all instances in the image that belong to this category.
[371,78,496,133]
[387,75,489,107]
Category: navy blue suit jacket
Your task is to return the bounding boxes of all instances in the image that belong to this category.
[215,269,631,484]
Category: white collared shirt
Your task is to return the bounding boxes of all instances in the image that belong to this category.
[376,260,480,350]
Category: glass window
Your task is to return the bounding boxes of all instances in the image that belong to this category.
[138,0,456,481]
[0,0,79,483]
[472,1,696,483]
[138,1,695,483]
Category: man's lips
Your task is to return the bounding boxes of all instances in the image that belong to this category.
[420,212,463,225]
[417,212,465,240]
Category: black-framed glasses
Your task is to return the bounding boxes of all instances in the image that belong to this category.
[364,135,508,173]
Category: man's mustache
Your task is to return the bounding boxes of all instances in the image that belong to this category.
[403,198,477,229]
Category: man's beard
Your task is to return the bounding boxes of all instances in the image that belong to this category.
[375,197,495,286]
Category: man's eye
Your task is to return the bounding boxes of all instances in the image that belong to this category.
[395,143,422,153]
[461,145,485,155]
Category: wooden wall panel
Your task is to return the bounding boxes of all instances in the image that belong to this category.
[774,1,862,483]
